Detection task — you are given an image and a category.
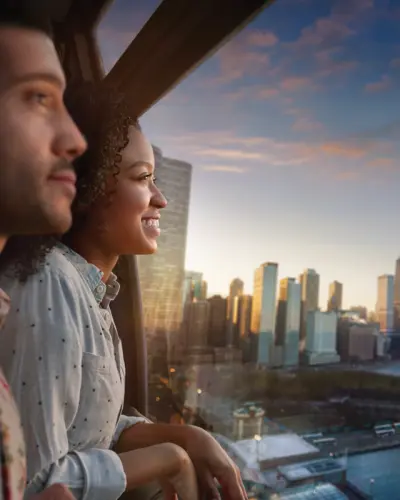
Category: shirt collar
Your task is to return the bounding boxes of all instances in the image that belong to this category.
[56,242,120,306]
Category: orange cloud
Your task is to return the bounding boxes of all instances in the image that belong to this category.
[367,158,396,168]
[364,75,392,93]
[196,149,263,160]
[320,142,367,159]
[203,165,247,174]
[246,29,278,47]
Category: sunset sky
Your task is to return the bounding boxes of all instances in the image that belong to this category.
[98,0,400,311]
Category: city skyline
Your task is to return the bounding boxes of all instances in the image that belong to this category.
[98,0,400,311]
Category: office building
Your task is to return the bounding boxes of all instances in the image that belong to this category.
[276,278,301,367]
[376,274,394,333]
[304,310,340,365]
[337,317,377,362]
[226,278,244,345]
[207,295,227,347]
[183,270,204,304]
[138,147,192,371]
[327,281,343,312]
[182,300,210,350]
[232,294,253,344]
[393,258,400,332]
[299,269,320,349]
[251,262,278,365]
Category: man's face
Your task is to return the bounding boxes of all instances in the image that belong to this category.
[0,27,87,242]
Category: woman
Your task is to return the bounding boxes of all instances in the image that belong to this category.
[0,83,246,500]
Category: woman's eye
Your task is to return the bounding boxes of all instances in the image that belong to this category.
[140,174,156,183]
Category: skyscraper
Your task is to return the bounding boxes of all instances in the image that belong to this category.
[251,262,278,365]
[393,258,400,332]
[299,269,320,348]
[276,278,301,367]
[207,295,227,347]
[226,278,244,345]
[377,274,394,333]
[182,300,210,350]
[183,271,203,304]
[327,281,343,312]
[233,294,253,341]
[138,146,192,371]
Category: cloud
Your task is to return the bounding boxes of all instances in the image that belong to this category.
[367,158,396,168]
[257,87,280,99]
[203,165,247,174]
[196,148,263,160]
[224,85,279,101]
[292,116,324,132]
[161,129,393,179]
[291,0,373,49]
[315,47,359,77]
[281,76,314,92]
[390,58,400,69]
[319,142,369,159]
[364,74,392,93]
[335,171,360,181]
[246,30,279,47]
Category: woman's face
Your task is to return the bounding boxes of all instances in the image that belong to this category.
[97,126,167,255]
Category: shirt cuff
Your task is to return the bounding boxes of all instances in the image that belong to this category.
[72,449,127,500]
[111,415,151,449]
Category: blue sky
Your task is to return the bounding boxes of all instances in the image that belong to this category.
[98,0,400,310]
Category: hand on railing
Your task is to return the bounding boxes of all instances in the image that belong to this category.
[31,484,74,500]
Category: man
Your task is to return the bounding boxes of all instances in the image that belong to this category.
[0,4,86,499]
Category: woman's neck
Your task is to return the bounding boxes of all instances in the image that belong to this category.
[66,233,119,282]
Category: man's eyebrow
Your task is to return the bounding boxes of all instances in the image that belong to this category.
[13,72,66,90]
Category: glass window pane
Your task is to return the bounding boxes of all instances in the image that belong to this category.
[100,0,400,497]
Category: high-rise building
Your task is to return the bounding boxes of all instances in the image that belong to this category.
[377,274,394,333]
[251,262,278,365]
[183,271,203,304]
[226,278,244,345]
[182,300,210,350]
[207,295,227,347]
[299,269,320,348]
[232,294,253,342]
[327,281,343,312]
[393,258,400,332]
[138,147,192,371]
[276,278,301,367]
[304,310,340,365]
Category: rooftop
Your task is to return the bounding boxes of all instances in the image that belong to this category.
[234,434,319,468]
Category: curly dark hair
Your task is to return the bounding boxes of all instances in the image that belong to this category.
[0,81,140,281]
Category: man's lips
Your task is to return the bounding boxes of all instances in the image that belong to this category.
[48,171,77,185]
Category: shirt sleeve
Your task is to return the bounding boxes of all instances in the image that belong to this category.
[111,415,151,449]
[0,270,127,500]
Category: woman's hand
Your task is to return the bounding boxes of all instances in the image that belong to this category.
[31,484,74,500]
[119,442,199,500]
[184,427,247,500]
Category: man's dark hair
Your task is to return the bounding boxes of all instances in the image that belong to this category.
[0,3,53,37]
[0,81,141,281]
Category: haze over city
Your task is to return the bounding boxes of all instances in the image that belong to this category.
[98,0,400,310]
